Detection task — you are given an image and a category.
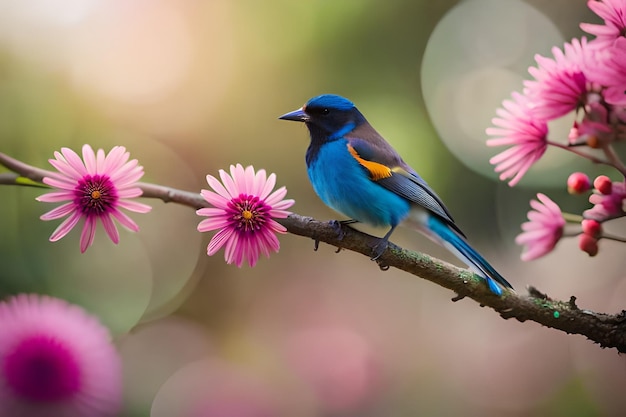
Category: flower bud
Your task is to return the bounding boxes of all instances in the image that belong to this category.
[586,135,601,148]
[593,175,612,195]
[581,219,602,238]
[578,233,599,257]
[567,172,591,194]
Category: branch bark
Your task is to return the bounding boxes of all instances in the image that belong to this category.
[2,151,626,352]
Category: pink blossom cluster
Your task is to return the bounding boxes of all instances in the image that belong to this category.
[569,172,626,257]
[487,0,626,260]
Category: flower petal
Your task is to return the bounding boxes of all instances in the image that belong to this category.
[80,217,97,253]
[116,199,152,214]
[82,144,97,174]
[40,202,76,220]
[109,209,140,232]
[61,147,88,178]
[37,191,75,204]
[49,210,83,241]
[207,227,235,256]
[101,214,120,244]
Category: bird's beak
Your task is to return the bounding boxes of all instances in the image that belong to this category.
[278,107,309,122]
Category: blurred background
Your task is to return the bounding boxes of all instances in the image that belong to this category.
[1,0,625,415]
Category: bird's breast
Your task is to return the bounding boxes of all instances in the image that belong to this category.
[306,140,410,227]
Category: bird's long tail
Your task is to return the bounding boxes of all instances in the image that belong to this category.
[424,215,513,296]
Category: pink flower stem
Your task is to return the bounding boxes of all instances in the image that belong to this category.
[601,144,626,178]
[547,141,612,166]
[602,234,626,243]
[562,212,584,223]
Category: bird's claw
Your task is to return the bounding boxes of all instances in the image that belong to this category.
[328,220,346,240]
[370,238,388,261]
[312,220,356,252]
[451,293,466,302]
[329,219,357,241]
[377,261,390,271]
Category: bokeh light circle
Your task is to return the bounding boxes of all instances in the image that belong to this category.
[421,0,576,187]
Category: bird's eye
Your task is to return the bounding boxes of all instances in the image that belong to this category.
[321,108,330,115]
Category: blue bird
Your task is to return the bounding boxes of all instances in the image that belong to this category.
[279,94,513,295]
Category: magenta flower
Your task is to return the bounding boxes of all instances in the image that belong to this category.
[584,179,626,221]
[580,0,626,48]
[36,144,152,253]
[486,91,548,186]
[0,294,122,417]
[515,193,566,261]
[524,38,591,120]
[584,37,626,106]
[197,164,295,267]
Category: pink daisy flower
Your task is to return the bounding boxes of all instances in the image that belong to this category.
[36,144,152,253]
[486,91,548,186]
[0,294,122,417]
[580,0,626,48]
[197,164,295,267]
[523,38,591,120]
[584,37,626,105]
[515,193,566,261]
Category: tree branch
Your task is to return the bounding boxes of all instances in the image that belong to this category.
[2,151,626,352]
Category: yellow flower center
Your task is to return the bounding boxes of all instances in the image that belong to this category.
[91,190,102,199]
[241,210,253,220]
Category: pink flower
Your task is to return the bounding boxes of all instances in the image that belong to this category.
[36,145,152,253]
[197,164,295,267]
[580,0,626,48]
[524,38,591,120]
[515,193,566,261]
[584,179,626,221]
[580,0,626,105]
[584,37,626,105]
[486,91,548,186]
[0,294,122,417]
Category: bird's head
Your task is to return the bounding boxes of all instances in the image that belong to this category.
[279,94,366,140]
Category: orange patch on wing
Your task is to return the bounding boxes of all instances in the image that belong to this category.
[347,144,392,181]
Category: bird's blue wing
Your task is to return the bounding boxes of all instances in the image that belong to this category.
[346,135,465,237]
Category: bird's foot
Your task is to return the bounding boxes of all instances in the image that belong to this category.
[329,219,358,241]
[370,238,389,261]
[312,219,357,252]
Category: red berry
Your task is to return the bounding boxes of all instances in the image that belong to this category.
[594,175,613,195]
[567,172,591,194]
[579,233,599,257]
[581,219,602,238]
